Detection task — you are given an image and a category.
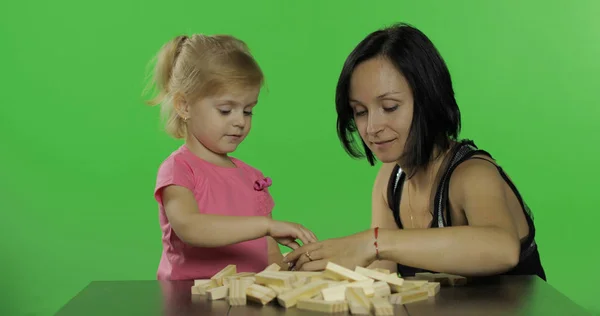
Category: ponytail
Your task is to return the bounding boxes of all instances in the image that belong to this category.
[144,35,188,106]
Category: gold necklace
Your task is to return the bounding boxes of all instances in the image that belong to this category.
[407,182,416,228]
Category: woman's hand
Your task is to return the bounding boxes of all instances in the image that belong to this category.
[283,230,376,271]
[267,218,318,250]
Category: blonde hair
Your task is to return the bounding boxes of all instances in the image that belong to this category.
[143,34,264,138]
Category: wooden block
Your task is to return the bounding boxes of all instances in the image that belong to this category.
[223,274,256,286]
[211,264,237,286]
[348,281,376,297]
[278,271,324,278]
[292,277,309,288]
[228,279,248,306]
[277,280,330,308]
[310,275,327,282]
[255,271,295,288]
[355,266,404,286]
[321,281,351,301]
[414,272,449,285]
[424,282,440,296]
[321,280,372,301]
[390,280,428,293]
[323,262,370,282]
[389,289,428,305]
[297,298,349,314]
[266,284,290,295]
[370,295,394,316]
[194,279,215,287]
[403,280,429,287]
[374,268,391,274]
[207,285,228,300]
[263,263,281,272]
[191,279,218,295]
[373,281,391,297]
[345,287,371,315]
[311,292,324,300]
[246,284,277,305]
[441,274,467,286]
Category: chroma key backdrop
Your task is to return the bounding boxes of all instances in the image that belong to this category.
[1,0,599,315]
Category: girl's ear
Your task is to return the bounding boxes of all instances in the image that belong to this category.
[173,92,190,120]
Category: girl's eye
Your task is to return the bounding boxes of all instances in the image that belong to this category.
[219,109,231,115]
[244,111,253,116]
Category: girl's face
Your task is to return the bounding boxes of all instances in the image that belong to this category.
[349,56,415,164]
[178,85,260,158]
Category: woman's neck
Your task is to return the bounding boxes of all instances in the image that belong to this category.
[402,144,453,192]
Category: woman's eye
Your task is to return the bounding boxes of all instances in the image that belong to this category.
[219,109,231,115]
[354,110,367,117]
[383,105,399,112]
[244,111,253,116]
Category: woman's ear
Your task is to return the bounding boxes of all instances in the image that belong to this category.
[173,92,190,120]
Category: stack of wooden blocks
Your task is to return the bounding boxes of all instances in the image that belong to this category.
[191,262,466,315]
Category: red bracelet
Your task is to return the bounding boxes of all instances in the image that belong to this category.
[374,227,381,260]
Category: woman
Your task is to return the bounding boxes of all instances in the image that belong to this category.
[284,23,546,281]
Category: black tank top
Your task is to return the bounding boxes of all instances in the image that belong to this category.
[387,140,547,281]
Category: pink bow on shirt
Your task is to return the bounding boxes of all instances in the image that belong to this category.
[254,177,272,191]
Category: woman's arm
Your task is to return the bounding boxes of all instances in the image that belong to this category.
[366,163,398,274]
[373,160,521,276]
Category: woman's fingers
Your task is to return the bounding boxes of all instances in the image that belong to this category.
[297,259,328,271]
[283,242,320,263]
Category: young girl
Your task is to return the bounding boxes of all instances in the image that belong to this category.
[144,34,317,280]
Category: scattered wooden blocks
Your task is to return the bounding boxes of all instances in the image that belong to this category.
[190,263,452,313]
[345,286,371,315]
[207,285,228,300]
[297,298,348,313]
[373,268,391,274]
[211,264,236,286]
[277,280,330,308]
[424,282,441,296]
[246,284,277,305]
[370,295,394,316]
[389,288,429,305]
[373,281,392,297]
[228,278,248,306]
[414,272,467,286]
[191,279,217,295]
[255,271,295,288]
[355,266,404,286]
[323,262,370,282]
[263,263,281,272]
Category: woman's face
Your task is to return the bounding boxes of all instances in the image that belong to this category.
[349,56,414,164]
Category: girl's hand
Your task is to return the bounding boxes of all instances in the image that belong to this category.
[283,230,376,271]
[267,219,318,250]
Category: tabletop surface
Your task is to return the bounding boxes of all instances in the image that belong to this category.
[55,275,591,316]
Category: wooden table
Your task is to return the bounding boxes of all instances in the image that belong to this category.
[55,276,591,315]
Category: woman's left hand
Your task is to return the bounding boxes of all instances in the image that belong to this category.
[283,230,376,271]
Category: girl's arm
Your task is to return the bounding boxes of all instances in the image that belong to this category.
[372,160,521,276]
[161,185,314,248]
[267,236,289,270]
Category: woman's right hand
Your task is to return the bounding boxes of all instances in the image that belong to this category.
[266,218,318,250]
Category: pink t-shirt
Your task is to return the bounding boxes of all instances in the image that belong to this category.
[154,145,275,280]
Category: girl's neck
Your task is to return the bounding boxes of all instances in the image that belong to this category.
[184,135,236,168]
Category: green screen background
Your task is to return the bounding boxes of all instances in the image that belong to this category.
[1,0,599,315]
